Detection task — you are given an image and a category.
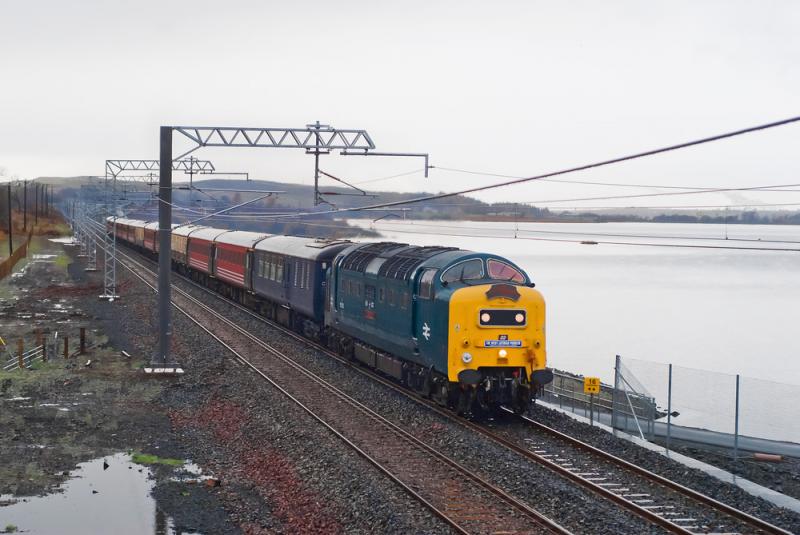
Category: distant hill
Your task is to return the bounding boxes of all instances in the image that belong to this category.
[47,176,800,228]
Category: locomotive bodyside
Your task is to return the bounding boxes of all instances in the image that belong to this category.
[327,242,552,412]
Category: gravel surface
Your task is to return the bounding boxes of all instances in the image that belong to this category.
[108,257,457,535]
[527,407,800,533]
[651,438,800,501]
[155,251,664,535]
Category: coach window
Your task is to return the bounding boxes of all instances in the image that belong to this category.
[379,287,385,303]
[277,257,284,282]
[418,268,437,299]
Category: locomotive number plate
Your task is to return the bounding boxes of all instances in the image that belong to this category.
[484,340,522,347]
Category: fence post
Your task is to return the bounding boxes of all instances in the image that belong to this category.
[63,336,69,359]
[571,380,575,413]
[79,327,86,354]
[612,355,621,430]
[17,339,24,369]
[734,374,740,461]
[41,335,47,361]
[666,363,673,452]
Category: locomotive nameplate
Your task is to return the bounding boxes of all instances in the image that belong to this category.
[484,340,522,347]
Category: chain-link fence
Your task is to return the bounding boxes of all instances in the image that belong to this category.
[541,356,800,458]
[615,356,800,457]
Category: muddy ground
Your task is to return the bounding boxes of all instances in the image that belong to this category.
[0,236,239,534]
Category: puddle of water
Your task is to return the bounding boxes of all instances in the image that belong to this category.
[31,254,57,260]
[0,452,194,535]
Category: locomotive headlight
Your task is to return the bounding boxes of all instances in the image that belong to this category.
[498,349,508,359]
[461,352,473,364]
[515,313,525,324]
[480,313,491,323]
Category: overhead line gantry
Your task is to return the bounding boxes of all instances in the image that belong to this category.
[152,121,430,371]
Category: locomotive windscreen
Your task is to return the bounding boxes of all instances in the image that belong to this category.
[479,309,526,327]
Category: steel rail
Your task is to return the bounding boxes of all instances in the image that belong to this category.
[91,232,568,535]
[87,220,791,534]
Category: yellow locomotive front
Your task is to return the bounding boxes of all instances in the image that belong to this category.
[447,282,552,414]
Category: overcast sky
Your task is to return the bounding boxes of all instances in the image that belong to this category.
[1,1,799,208]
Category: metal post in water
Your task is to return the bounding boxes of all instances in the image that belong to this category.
[734,374,740,461]
[17,339,24,369]
[666,363,673,452]
[80,327,86,354]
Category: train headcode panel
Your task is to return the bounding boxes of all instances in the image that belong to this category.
[583,377,601,395]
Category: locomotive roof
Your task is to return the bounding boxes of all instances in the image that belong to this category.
[214,230,272,248]
[254,235,352,260]
[338,241,463,280]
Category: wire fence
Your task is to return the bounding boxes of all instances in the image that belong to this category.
[1,328,92,372]
[542,356,800,458]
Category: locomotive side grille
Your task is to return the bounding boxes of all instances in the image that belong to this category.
[378,246,459,280]
[340,242,408,272]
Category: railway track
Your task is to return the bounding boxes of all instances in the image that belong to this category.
[86,222,794,534]
[104,238,569,535]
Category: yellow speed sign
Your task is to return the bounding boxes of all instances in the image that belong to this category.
[583,376,601,394]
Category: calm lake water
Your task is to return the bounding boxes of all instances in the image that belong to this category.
[347,220,800,388]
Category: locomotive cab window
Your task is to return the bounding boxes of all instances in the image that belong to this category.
[441,259,484,284]
[487,259,525,283]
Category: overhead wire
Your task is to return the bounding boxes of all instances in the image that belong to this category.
[433,166,800,192]
[226,114,800,220]
[244,219,800,252]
